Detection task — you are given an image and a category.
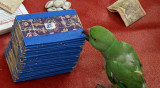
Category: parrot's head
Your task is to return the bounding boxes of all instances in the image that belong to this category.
[88,26,116,52]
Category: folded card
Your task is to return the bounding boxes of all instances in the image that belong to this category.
[0,0,24,14]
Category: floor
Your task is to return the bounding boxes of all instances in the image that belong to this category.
[0,0,160,88]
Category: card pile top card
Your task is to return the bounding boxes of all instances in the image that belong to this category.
[4,9,86,82]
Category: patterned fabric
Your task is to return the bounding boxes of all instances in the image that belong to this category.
[18,15,83,37]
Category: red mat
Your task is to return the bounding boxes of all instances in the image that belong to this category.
[0,0,160,88]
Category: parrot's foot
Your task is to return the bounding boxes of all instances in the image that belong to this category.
[96,84,112,88]
[113,85,120,88]
[96,84,120,88]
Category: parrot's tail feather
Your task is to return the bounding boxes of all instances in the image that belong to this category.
[96,84,113,88]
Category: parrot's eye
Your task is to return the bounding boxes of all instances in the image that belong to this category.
[93,38,97,41]
[90,34,98,41]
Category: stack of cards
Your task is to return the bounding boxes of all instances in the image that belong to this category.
[4,9,85,82]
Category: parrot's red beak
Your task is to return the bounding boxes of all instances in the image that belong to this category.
[82,28,90,41]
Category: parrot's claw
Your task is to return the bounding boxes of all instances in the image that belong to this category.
[96,84,113,88]
[113,85,120,88]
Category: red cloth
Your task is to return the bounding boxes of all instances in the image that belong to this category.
[0,0,160,88]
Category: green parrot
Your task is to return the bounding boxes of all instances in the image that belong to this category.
[87,26,147,88]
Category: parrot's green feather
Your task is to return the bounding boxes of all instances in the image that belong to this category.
[89,26,147,88]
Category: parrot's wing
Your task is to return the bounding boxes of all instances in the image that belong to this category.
[106,41,146,88]
[105,65,128,88]
[121,41,142,66]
